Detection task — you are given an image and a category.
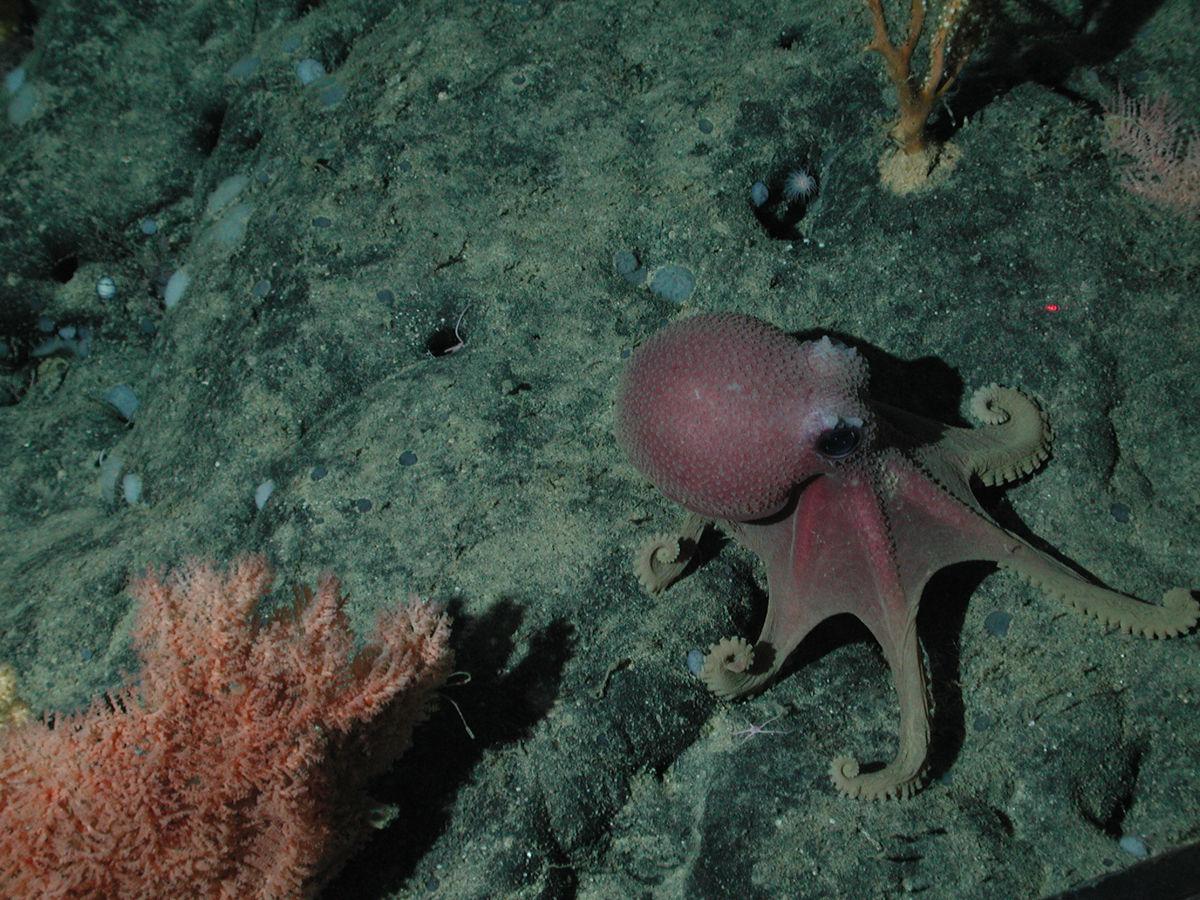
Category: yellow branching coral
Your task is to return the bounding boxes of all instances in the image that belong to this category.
[865,0,992,193]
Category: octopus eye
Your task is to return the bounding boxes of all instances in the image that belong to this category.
[815,421,861,460]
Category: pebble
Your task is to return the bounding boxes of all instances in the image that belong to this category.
[295,58,326,86]
[254,480,275,510]
[103,384,139,422]
[984,610,1012,638]
[612,249,646,286]
[648,264,696,304]
[164,268,190,308]
[1118,834,1148,860]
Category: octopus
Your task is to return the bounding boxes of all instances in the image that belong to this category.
[614,313,1197,800]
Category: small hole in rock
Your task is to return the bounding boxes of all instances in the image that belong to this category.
[50,253,79,284]
[426,325,466,357]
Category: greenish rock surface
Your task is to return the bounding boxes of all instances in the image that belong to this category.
[1,0,1197,896]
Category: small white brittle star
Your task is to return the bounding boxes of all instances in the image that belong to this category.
[731,713,789,743]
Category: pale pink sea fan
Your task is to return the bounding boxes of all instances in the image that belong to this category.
[1104,86,1200,219]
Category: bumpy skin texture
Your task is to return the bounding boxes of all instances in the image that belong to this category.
[616,313,1198,800]
[615,314,871,520]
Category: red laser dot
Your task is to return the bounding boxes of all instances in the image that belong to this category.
[1043,303,1060,313]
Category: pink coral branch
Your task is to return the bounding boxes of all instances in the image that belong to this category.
[1105,87,1200,219]
[0,557,452,898]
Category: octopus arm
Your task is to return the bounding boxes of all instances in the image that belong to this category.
[959,384,1053,486]
[878,386,1052,490]
[699,635,777,699]
[998,540,1199,639]
[829,609,931,800]
[633,512,708,595]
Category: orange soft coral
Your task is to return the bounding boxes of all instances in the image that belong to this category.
[0,556,453,899]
